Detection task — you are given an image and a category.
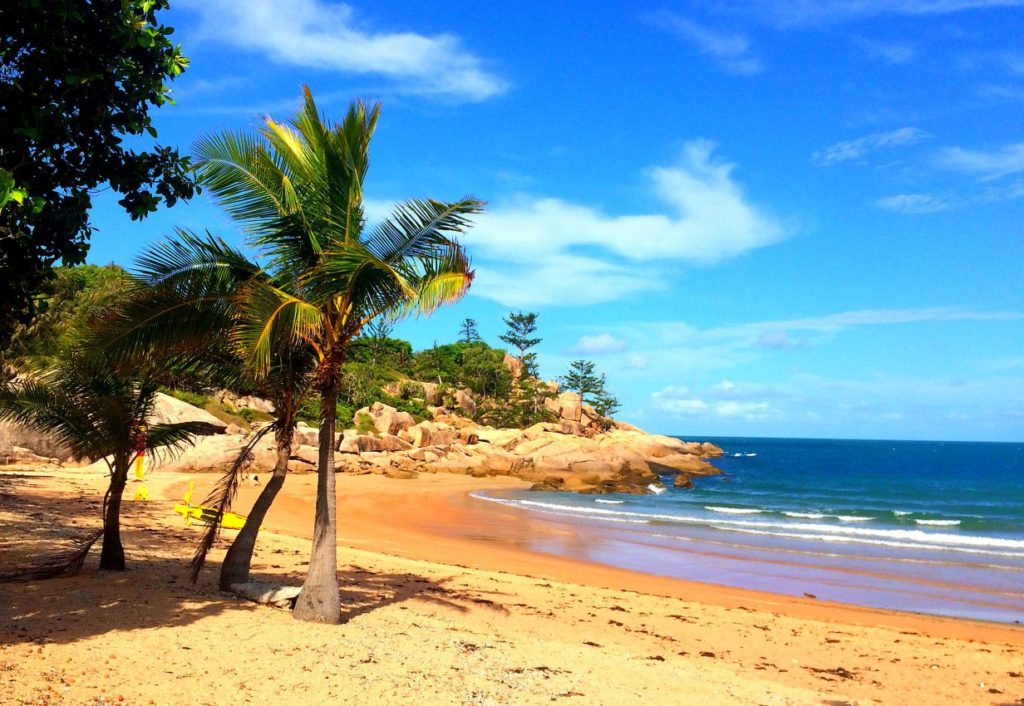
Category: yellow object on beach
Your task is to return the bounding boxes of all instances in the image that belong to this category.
[134,484,149,501]
[173,480,250,530]
[133,454,145,480]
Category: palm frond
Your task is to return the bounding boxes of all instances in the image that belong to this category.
[365,197,484,264]
[189,422,278,583]
[0,529,103,582]
[193,130,288,233]
[234,280,325,375]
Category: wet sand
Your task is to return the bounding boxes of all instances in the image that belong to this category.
[1,467,1022,705]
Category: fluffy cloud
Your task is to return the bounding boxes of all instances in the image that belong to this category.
[653,14,762,75]
[812,127,927,165]
[938,142,1024,180]
[875,193,949,213]
[183,0,507,102]
[467,141,784,306]
[570,333,628,355]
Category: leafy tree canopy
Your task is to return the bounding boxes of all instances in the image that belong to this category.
[0,0,195,347]
[3,264,132,370]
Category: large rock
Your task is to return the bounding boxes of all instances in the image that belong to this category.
[150,393,227,434]
[355,402,416,436]
[293,422,319,447]
[503,354,525,380]
[455,388,477,417]
[338,432,411,454]
[554,392,582,422]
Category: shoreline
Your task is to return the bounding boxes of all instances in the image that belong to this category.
[3,466,1024,705]
[171,469,1024,646]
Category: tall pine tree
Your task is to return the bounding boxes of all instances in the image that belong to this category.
[499,311,540,376]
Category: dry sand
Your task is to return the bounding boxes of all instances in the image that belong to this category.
[1,466,1022,705]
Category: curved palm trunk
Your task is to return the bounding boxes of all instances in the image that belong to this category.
[293,383,341,623]
[99,458,129,571]
[219,426,293,589]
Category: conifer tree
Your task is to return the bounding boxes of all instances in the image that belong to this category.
[458,318,481,343]
[499,311,540,376]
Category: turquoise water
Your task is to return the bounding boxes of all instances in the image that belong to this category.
[473,437,1024,623]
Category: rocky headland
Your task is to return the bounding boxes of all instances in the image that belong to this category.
[2,388,723,495]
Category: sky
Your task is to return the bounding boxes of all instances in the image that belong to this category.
[85,0,1024,442]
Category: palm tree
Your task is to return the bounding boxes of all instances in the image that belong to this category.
[97,229,315,589]
[195,87,480,622]
[0,357,216,570]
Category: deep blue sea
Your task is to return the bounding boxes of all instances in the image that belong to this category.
[472,437,1024,623]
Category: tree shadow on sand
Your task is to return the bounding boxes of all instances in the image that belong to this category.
[0,473,512,645]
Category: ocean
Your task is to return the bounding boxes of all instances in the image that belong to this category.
[472,437,1024,624]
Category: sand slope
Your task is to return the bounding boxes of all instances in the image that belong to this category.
[0,468,1021,705]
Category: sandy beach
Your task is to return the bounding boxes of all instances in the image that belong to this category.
[1,466,1022,705]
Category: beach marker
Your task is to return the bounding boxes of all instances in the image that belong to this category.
[133,422,147,480]
[134,485,150,501]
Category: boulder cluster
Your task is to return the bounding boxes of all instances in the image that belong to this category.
[4,390,724,494]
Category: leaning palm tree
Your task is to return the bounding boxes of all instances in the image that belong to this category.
[0,356,216,570]
[195,87,480,622]
[97,229,315,588]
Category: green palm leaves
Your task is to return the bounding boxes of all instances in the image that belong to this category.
[193,87,481,380]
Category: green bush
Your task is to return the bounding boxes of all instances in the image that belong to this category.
[164,388,210,408]
[354,411,377,435]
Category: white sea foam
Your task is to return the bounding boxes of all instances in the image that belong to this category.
[733,453,743,457]
[706,506,762,515]
[836,515,873,522]
[647,484,666,495]
[468,493,1024,555]
[595,499,624,505]
[745,453,757,457]
[916,519,961,527]
[783,511,826,519]
[893,511,913,516]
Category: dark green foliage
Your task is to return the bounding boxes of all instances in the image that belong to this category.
[412,341,511,397]
[3,265,133,368]
[499,311,540,376]
[347,336,414,375]
[297,397,356,428]
[561,359,620,419]
[0,0,196,345]
[479,378,557,429]
[458,318,480,343]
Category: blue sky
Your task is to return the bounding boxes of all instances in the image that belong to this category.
[86,0,1024,441]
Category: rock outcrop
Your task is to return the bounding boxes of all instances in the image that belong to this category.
[150,393,228,434]
[70,397,722,496]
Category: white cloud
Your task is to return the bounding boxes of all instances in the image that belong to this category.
[651,384,780,420]
[812,127,927,165]
[467,141,784,307]
[859,38,916,64]
[183,0,507,102]
[938,142,1024,180]
[875,193,949,213]
[571,333,628,355]
[752,0,1024,26]
[654,14,762,75]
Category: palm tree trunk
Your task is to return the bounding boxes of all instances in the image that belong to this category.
[293,382,341,623]
[99,459,128,571]
[219,426,293,590]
